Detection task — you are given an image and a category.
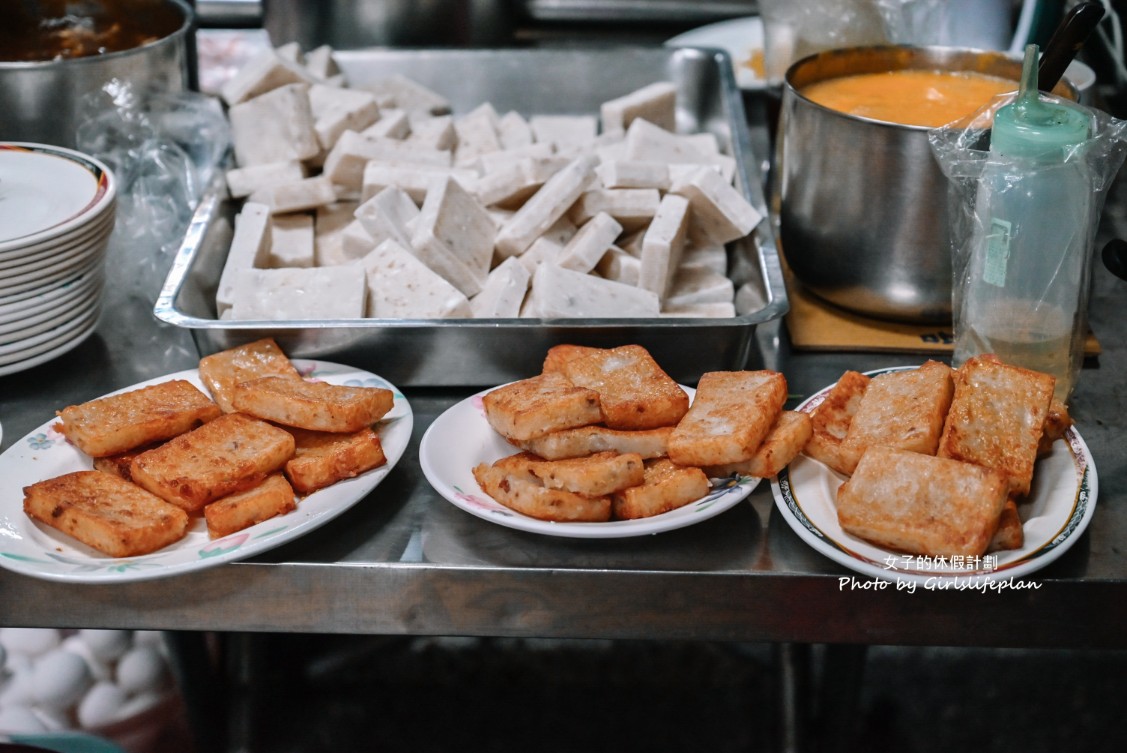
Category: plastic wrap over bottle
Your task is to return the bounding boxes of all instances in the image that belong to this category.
[930,92,1127,401]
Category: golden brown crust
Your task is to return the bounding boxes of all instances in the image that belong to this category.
[557,344,690,430]
[541,344,604,375]
[471,462,612,522]
[198,338,301,413]
[512,425,672,460]
[988,498,1024,552]
[56,380,221,458]
[232,375,394,433]
[611,458,710,520]
[23,471,190,557]
[495,450,645,498]
[1038,398,1073,457]
[130,413,296,513]
[938,356,1054,496]
[283,426,387,494]
[839,360,954,473]
[703,410,812,478]
[481,371,602,442]
[667,370,787,467]
[204,473,296,539]
[835,446,1009,558]
[802,370,870,475]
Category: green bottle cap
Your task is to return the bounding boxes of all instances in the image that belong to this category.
[991,44,1091,159]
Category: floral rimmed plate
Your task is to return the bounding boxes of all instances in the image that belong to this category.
[0,360,413,583]
[420,385,759,539]
[771,366,1098,585]
[0,143,115,250]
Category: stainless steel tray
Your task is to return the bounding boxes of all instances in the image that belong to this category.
[155,46,787,386]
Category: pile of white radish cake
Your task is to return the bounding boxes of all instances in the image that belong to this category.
[216,42,763,321]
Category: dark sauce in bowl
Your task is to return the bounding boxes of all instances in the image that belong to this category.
[0,0,187,62]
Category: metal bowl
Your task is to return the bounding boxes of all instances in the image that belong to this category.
[0,0,193,149]
[776,45,1077,323]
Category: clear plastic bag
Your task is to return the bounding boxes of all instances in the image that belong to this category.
[75,79,231,300]
[929,94,1127,399]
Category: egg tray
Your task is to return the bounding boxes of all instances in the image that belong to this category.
[154,46,789,387]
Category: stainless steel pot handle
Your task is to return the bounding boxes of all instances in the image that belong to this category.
[194,0,264,28]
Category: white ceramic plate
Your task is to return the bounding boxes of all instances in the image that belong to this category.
[0,360,413,583]
[0,287,100,339]
[0,316,101,378]
[0,304,101,358]
[666,16,765,90]
[0,144,115,251]
[0,205,115,265]
[420,385,760,538]
[0,210,115,273]
[0,253,105,299]
[771,366,1099,584]
[0,230,110,289]
[0,275,99,323]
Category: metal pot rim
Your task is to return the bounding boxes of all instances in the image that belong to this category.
[782,44,1079,131]
[0,0,194,71]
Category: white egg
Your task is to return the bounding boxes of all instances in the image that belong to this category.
[0,704,48,734]
[4,652,33,677]
[31,704,70,731]
[76,681,128,729]
[31,649,90,709]
[61,636,112,683]
[0,628,61,658]
[115,645,168,695]
[132,631,166,650]
[115,690,162,722]
[77,630,132,663]
[0,667,36,706]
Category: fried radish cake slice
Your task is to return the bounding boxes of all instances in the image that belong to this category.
[495,451,645,497]
[205,473,297,539]
[472,462,612,522]
[198,338,301,413]
[512,425,672,460]
[836,446,1009,558]
[554,344,689,430]
[130,413,296,513]
[667,370,787,467]
[802,370,870,475]
[988,498,1024,552]
[232,375,394,433]
[92,442,163,483]
[284,426,387,494]
[541,344,603,374]
[611,458,710,520]
[838,360,954,475]
[1038,398,1073,458]
[702,410,812,478]
[23,471,190,557]
[56,380,221,458]
[938,356,1054,497]
[481,371,601,442]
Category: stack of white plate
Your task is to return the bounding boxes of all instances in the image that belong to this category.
[0,143,116,377]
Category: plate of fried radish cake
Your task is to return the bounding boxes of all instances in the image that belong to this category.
[422,343,809,538]
[772,356,1097,584]
[0,339,412,583]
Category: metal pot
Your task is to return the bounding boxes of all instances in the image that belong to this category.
[0,0,193,149]
[776,45,1077,323]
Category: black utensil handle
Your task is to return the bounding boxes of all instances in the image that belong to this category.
[1102,238,1127,281]
[1038,1,1106,92]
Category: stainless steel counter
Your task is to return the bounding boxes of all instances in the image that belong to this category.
[2,96,1126,651]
